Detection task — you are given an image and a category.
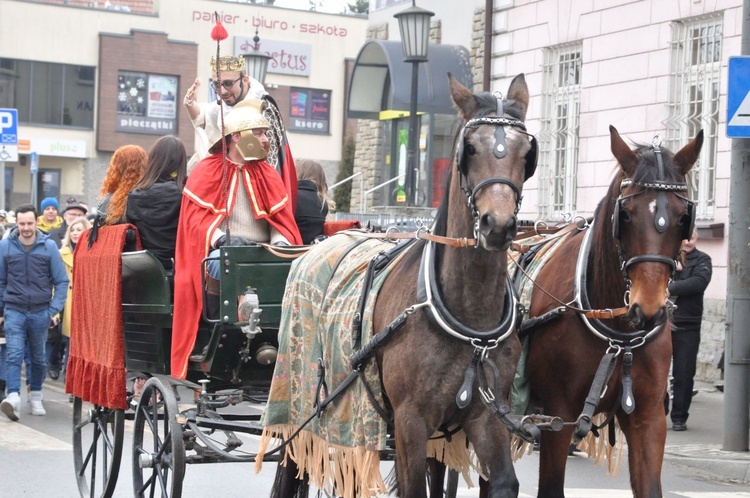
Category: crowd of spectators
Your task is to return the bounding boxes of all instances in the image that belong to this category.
[0,52,335,419]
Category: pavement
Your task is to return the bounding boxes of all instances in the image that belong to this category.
[662,380,750,484]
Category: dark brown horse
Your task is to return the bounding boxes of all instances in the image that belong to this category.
[270,74,539,498]
[522,126,703,497]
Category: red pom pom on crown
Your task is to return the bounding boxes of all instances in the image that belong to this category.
[211,20,229,41]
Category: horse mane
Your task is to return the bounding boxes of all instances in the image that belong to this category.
[432,91,525,237]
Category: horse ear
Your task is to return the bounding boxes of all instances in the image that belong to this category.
[610,125,638,176]
[672,130,704,176]
[448,72,478,120]
[506,73,529,121]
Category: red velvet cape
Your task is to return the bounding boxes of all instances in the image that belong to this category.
[171,154,302,379]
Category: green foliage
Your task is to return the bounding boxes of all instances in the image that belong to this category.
[334,136,356,212]
[346,0,368,14]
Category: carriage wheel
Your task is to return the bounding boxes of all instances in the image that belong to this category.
[72,397,124,498]
[132,377,185,498]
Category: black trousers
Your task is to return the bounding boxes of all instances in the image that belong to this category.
[670,324,701,424]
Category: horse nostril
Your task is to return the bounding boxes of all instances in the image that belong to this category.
[652,306,667,328]
[479,213,496,233]
[506,216,518,238]
[628,304,645,329]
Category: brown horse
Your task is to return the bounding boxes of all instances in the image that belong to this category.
[269,74,539,498]
[522,126,703,497]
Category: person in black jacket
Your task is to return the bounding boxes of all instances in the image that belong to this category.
[666,228,712,431]
[294,159,332,244]
[126,136,187,270]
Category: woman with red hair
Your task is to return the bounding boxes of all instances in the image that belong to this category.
[97,145,148,225]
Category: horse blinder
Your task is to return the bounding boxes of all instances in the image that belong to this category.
[680,199,696,241]
[524,136,538,181]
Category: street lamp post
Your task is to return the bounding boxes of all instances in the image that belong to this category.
[242,29,272,85]
[395,1,434,206]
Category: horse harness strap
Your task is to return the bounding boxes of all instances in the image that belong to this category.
[456,115,538,234]
[417,241,520,346]
[575,221,665,347]
[573,349,620,443]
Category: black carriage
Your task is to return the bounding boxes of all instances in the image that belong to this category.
[69,232,464,498]
[72,240,298,498]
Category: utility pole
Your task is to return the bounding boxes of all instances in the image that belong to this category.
[723,0,750,452]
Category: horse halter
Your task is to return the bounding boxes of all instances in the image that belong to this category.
[612,135,696,284]
[456,92,538,237]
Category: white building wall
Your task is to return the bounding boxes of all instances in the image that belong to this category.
[496,0,741,303]
[368,0,485,48]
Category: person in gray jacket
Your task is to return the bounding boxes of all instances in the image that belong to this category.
[0,204,69,421]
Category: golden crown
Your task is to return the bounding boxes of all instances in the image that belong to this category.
[210,55,246,74]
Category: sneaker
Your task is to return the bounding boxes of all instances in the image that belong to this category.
[1,392,20,421]
[672,421,687,431]
[28,391,46,416]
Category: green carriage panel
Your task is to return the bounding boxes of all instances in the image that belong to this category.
[215,245,293,327]
[121,250,173,374]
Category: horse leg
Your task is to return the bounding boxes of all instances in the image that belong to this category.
[269,448,310,498]
[536,425,574,498]
[427,458,446,497]
[463,412,519,498]
[394,406,430,498]
[617,403,667,497]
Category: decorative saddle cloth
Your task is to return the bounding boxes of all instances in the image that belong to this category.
[256,232,407,497]
[66,225,141,410]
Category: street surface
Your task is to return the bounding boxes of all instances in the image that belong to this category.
[1,378,749,497]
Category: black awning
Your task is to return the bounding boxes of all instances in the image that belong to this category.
[347,40,472,119]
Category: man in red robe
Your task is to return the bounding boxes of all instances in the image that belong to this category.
[171,99,302,379]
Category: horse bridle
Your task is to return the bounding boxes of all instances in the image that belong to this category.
[611,135,695,288]
[455,95,538,239]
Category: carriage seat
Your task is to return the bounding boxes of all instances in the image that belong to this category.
[121,250,173,374]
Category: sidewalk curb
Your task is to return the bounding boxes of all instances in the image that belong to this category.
[664,453,750,483]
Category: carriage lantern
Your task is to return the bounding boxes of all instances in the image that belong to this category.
[242,29,272,86]
[395,1,434,206]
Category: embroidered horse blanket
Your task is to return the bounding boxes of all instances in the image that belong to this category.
[256,232,408,497]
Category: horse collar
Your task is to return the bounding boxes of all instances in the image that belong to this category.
[416,241,519,347]
[574,221,664,347]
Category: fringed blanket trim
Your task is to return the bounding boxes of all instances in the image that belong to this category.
[65,357,127,410]
[426,430,481,487]
[256,425,481,497]
[510,414,625,477]
[256,424,386,498]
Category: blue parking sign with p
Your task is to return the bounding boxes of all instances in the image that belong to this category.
[0,108,18,144]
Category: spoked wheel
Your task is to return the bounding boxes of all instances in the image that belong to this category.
[132,377,185,498]
[72,397,125,498]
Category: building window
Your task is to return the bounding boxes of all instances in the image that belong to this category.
[288,87,331,134]
[666,15,722,220]
[116,71,178,135]
[0,58,96,129]
[539,43,581,220]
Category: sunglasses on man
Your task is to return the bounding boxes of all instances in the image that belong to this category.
[211,76,242,91]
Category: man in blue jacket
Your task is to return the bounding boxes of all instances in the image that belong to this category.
[0,204,69,421]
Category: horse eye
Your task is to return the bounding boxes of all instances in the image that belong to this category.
[465,144,476,156]
[620,210,632,223]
